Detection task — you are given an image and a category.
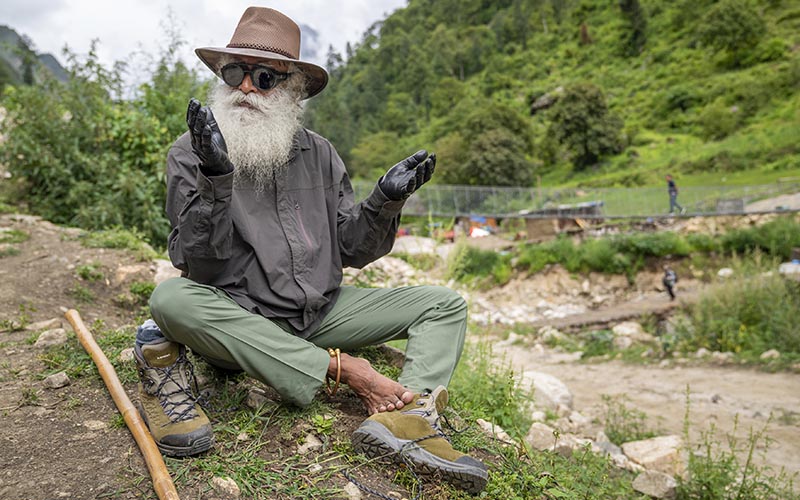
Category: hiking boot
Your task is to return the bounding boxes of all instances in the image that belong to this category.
[352,386,488,494]
[135,338,214,457]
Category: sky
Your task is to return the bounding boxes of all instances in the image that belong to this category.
[1,0,406,73]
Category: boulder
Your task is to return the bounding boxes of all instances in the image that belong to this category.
[35,328,68,348]
[525,422,557,451]
[622,435,684,476]
[153,259,181,285]
[211,477,241,499]
[297,432,323,455]
[520,371,573,410]
[44,371,70,389]
[632,470,677,499]
[760,349,780,360]
[476,418,515,445]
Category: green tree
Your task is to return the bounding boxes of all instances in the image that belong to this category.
[619,0,647,56]
[698,0,766,67]
[546,83,623,170]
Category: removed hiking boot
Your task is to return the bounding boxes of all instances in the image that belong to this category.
[352,386,488,494]
[135,338,214,457]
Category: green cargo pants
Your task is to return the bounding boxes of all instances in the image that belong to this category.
[149,277,467,406]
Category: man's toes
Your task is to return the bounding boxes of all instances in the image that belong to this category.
[400,390,414,404]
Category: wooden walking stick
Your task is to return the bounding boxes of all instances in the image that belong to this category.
[65,309,180,500]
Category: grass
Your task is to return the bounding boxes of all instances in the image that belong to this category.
[602,394,660,445]
[674,252,800,364]
[79,227,159,261]
[678,389,799,499]
[76,262,104,282]
[0,229,29,244]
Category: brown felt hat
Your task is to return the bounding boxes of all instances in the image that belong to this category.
[196,7,328,99]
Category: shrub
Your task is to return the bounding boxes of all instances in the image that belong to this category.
[678,271,800,356]
[446,241,511,286]
[720,216,800,259]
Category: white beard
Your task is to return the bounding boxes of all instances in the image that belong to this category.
[208,80,305,192]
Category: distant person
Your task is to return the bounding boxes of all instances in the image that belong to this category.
[662,265,678,300]
[666,174,685,214]
[131,6,486,494]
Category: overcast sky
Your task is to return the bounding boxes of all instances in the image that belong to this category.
[1,0,406,72]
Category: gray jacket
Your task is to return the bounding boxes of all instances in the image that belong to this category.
[166,129,405,337]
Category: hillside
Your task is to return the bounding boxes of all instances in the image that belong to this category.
[0,25,68,87]
[305,0,800,188]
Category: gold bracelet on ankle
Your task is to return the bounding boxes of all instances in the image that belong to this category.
[326,347,341,396]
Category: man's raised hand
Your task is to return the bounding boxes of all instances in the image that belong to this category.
[378,150,436,201]
[186,98,234,176]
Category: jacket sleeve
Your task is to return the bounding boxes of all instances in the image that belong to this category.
[165,139,234,271]
[335,154,405,269]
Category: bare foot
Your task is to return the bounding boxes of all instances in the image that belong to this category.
[330,353,414,415]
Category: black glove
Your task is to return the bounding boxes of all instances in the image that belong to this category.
[186,98,234,176]
[378,150,436,201]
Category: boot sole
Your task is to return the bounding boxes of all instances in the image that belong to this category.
[135,401,214,457]
[352,420,488,494]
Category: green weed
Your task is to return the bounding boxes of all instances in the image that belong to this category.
[79,227,159,261]
[0,229,29,244]
[602,394,659,445]
[76,262,104,282]
[678,389,799,499]
[129,281,156,306]
[68,283,95,303]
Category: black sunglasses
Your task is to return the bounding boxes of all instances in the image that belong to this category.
[220,63,290,91]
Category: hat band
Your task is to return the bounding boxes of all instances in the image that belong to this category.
[227,42,296,60]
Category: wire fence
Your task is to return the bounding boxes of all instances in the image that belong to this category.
[352,180,800,219]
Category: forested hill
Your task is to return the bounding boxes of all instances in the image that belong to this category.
[305,0,800,188]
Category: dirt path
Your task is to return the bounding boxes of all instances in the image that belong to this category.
[496,342,800,478]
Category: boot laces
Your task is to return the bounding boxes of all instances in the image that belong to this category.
[140,352,201,424]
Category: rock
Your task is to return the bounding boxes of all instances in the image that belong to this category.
[694,348,710,358]
[632,470,677,499]
[297,433,323,455]
[496,331,522,347]
[211,477,240,499]
[35,328,68,348]
[153,259,181,285]
[476,418,515,445]
[760,349,780,360]
[538,325,564,342]
[44,371,70,389]
[114,264,150,285]
[530,411,547,422]
[717,268,734,278]
[390,235,439,255]
[83,420,108,431]
[710,351,734,363]
[622,435,684,476]
[308,463,323,474]
[612,321,645,338]
[568,410,591,429]
[118,348,135,363]
[612,321,657,347]
[25,318,62,331]
[554,433,591,457]
[236,432,250,442]
[614,336,634,350]
[592,439,622,457]
[520,371,573,410]
[343,482,363,499]
[245,388,271,409]
[525,422,557,451]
